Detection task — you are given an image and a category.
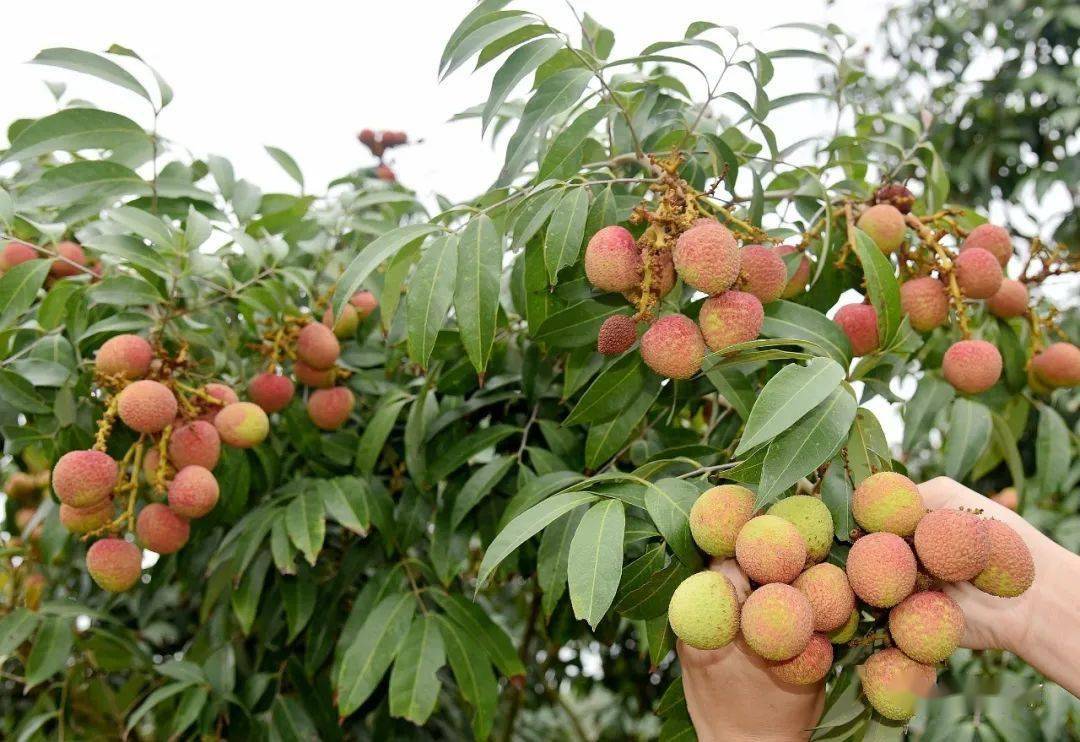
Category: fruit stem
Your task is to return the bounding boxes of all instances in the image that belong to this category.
[92,396,120,452]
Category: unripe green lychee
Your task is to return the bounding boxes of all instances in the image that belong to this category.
[735,514,808,584]
[986,279,1028,319]
[214,402,269,448]
[307,387,355,430]
[86,538,142,592]
[888,590,964,664]
[856,204,906,253]
[793,563,856,632]
[248,372,296,413]
[698,291,764,351]
[900,277,949,332]
[668,570,740,650]
[50,241,87,278]
[640,314,705,379]
[767,495,834,564]
[833,302,879,356]
[350,290,379,320]
[913,509,989,582]
[971,519,1035,597]
[874,184,915,214]
[776,245,810,298]
[738,245,787,304]
[1,241,38,269]
[768,633,833,685]
[1031,342,1080,388]
[95,334,154,379]
[117,380,178,434]
[135,503,190,555]
[322,303,359,339]
[942,339,1001,394]
[584,226,642,292]
[672,221,740,294]
[828,609,859,644]
[53,450,118,508]
[845,532,917,608]
[858,648,936,721]
[167,465,220,518]
[168,420,221,471]
[961,224,1011,267]
[689,484,756,558]
[852,472,925,537]
[59,499,114,534]
[954,247,1003,299]
[597,315,637,356]
[296,322,340,370]
[293,360,336,388]
[740,583,814,661]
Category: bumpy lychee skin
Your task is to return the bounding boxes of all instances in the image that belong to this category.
[828,609,860,644]
[986,279,1028,319]
[584,226,642,292]
[668,571,740,650]
[643,247,676,298]
[698,291,764,352]
[248,372,296,413]
[50,241,87,277]
[856,204,906,253]
[833,303,879,356]
[322,303,359,339]
[293,360,336,388]
[596,315,637,356]
[971,519,1035,597]
[94,334,154,379]
[767,495,834,564]
[86,538,142,592]
[168,420,221,471]
[741,583,814,661]
[858,648,936,721]
[1031,342,1080,388]
[735,515,808,585]
[793,563,856,633]
[913,509,989,582]
[954,247,1003,299]
[1,241,38,269]
[214,402,270,448]
[640,314,706,379]
[296,322,340,371]
[888,591,965,664]
[874,184,915,214]
[768,633,833,685]
[689,484,756,558]
[350,290,379,320]
[962,224,1011,267]
[136,503,190,555]
[846,532,917,608]
[117,380,178,434]
[852,472,925,537]
[942,340,1002,394]
[167,465,220,519]
[672,221,740,294]
[738,245,787,304]
[59,499,114,534]
[53,450,118,508]
[900,277,949,332]
[307,387,355,431]
[776,245,811,298]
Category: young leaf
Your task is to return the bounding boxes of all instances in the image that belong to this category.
[567,499,625,628]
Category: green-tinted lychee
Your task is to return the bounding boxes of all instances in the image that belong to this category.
[668,570,740,650]
[689,484,755,558]
[735,515,807,584]
[768,495,834,564]
[852,472,924,537]
[971,519,1035,597]
[888,591,964,664]
[740,583,813,661]
[845,532,916,608]
[767,633,833,686]
[913,509,989,582]
[858,648,936,721]
[793,563,855,633]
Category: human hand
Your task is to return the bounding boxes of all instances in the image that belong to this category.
[677,559,825,742]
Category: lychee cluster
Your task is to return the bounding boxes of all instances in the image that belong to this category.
[671,473,1035,721]
[0,239,101,280]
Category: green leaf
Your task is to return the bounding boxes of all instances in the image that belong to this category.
[285,494,325,566]
[427,424,518,483]
[585,380,661,469]
[454,215,502,375]
[0,368,51,414]
[943,398,992,481]
[270,696,320,742]
[902,376,954,451]
[643,478,703,569]
[17,160,149,208]
[538,105,611,181]
[483,37,563,132]
[534,296,626,348]
[264,145,304,188]
[333,224,441,319]
[761,300,852,366]
[280,575,316,641]
[820,459,855,541]
[566,352,648,425]
[616,551,693,620]
[25,617,73,688]
[2,108,148,164]
[846,407,890,485]
[567,499,625,628]
[389,614,446,725]
[0,259,50,332]
[451,455,515,528]
[428,591,525,677]
[356,392,410,474]
[441,12,535,80]
[109,205,176,247]
[736,357,845,454]
[407,235,458,368]
[436,615,498,740]
[1036,404,1069,495]
[852,229,901,346]
[91,275,164,306]
[758,386,857,506]
[705,367,755,420]
[337,592,417,716]
[31,47,152,103]
[319,476,370,535]
[537,506,587,617]
[126,682,196,733]
[988,412,1025,496]
[543,186,589,283]
[0,608,40,657]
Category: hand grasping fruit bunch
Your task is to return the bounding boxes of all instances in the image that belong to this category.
[669,474,1034,721]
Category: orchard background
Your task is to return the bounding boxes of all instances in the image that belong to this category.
[0,1,1078,740]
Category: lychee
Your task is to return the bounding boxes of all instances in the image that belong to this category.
[698,291,764,351]
[640,314,705,379]
[117,380,178,434]
[214,402,270,448]
[735,514,808,584]
[828,609,860,644]
[767,495,834,564]
[307,387,355,431]
[1,241,38,269]
[738,245,787,304]
[845,532,917,608]
[350,290,379,320]
[94,334,154,379]
[596,315,637,356]
[50,241,87,277]
[168,420,221,470]
[293,360,336,388]
[296,322,341,370]
[689,484,756,558]
[584,226,642,293]
[874,184,915,214]
[833,302,879,356]
[858,648,936,721]
[954,247,1003,299]
[971,519,1035,597]
[986,279,1028,319]
[322,303,359,339]
[900,277,949,332]
[52,450,118,508]
[856,204,906,253]
[942,340,1002,394]
[793,563,856,633]
[86,538,142,592]
[135,503,190,555]
[888,591,964,664]
[913,509,989,582]
[672,221,740,294]
[167,465,220,518]
[740,583,814,661]
[776,245,810,298]
[768,633,833,685]
[668,571,740,650]
[197,383,239,422]
[4,472,38,500]
[59,499,114,534]
[248,372,296,413]
[852,472,925,537]
[961,224,1011,267]
[1031,342,1080,388]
